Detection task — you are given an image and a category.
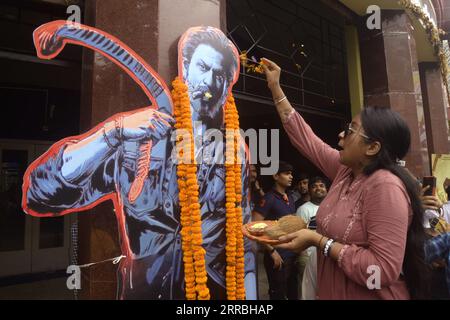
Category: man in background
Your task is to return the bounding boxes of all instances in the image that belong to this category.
[253,161,298,300]
[249,164,265,215]
[296,176,328,300]
[293,173,310,210]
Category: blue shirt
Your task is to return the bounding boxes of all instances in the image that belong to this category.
[254,189,296,259]
[424,232,450,295]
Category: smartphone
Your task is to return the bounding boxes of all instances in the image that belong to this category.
[422,176,436,196]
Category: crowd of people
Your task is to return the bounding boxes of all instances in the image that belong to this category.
[248,58,450,300]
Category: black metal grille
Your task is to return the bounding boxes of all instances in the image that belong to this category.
[227,0,350,118]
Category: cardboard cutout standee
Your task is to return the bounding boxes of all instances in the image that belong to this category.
[22,21,256,300]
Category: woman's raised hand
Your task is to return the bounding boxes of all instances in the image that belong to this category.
[261,58,281,89]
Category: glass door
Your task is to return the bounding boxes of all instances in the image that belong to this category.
[30,143,71,273]
[0,141,71,277]
[0,142,34,277]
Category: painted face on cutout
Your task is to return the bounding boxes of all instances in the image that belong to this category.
[184,44,227,122]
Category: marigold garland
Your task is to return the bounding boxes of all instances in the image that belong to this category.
[224,94,246,300]
[172,77,210,300]
[171,77,246,300]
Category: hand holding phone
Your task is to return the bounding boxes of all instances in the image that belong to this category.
[422,176,436,196]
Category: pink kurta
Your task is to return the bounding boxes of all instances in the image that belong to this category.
[283,110,412,300]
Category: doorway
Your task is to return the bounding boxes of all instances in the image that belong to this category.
[0,139,73,277]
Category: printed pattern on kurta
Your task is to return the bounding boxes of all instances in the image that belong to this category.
[283,110,412,300]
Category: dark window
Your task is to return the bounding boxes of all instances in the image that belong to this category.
[227,0,350,117]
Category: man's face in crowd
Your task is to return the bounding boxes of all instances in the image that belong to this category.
[185,44,227,122]
[249,165,258,183]
[298,179,309,195]
[274,171,293,189]
[309,181,327,203]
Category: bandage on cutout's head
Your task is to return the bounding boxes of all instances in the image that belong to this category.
[178,26,239,124]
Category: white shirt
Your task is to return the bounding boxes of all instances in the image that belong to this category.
[297,201,319,258]
[423,201,450,228]
[443,202,450,223]
[301,247,317,300]
[296,201,320,300]
[296,201,319,227]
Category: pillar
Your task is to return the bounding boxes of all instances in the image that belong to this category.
[359,10,430,177]
[419,62,450,156]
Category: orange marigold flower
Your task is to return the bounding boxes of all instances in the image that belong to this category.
[172,77,244,300]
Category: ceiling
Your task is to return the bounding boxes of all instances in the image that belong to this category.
[38,0,80,4]
[339,0,438,62]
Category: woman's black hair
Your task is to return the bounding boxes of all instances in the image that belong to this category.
[297,172,309,182]
[360,106,430,299]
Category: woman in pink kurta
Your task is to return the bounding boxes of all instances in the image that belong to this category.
[261,58,429,299]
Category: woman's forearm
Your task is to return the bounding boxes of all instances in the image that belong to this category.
[268,83,295,123]
[309,231,344,262]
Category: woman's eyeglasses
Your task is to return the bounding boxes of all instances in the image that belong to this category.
[343,123,372,140]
